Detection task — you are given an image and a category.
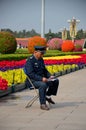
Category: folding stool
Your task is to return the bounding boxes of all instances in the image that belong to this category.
[23,68,39,108]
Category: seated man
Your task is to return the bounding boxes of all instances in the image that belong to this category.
[24,46,59,110]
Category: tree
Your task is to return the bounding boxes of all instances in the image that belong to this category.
[76,29,84,39]
[0,31,17,54]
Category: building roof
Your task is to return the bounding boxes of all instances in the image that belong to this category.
[16,38,29,47]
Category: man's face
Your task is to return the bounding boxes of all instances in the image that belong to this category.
[34,51,44,59]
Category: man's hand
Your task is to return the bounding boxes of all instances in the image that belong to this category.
[42,77,48,82]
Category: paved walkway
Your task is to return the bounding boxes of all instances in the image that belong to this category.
[0,68,86,130]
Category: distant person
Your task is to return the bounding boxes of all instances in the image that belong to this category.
[19,43,21,48]
[24,46,59,110]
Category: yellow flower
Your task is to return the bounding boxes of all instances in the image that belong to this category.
[44,55,81,60]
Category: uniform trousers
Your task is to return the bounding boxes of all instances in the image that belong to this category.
[33,79,59,105]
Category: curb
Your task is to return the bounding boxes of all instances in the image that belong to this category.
[0,87,11,97]
[0,83,26,98]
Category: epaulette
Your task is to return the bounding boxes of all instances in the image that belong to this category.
[29,55,34,60]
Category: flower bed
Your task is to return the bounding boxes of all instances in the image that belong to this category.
[0,54,86,96]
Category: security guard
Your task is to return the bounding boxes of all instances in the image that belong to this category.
[24,46,59,110]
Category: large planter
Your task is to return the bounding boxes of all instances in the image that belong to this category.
[71,68,76,72]
[0,83,26,97]
[0,87,11,97]
[61,70,67,75]
[13,83,26,92]
[66,69,71,74]
[54,71,62,77]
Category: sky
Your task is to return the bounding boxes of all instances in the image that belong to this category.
[0,0,86,34]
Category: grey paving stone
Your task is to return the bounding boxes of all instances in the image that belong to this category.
[0,68,86,130]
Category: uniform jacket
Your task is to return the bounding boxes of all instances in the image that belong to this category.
[24,55,51,81]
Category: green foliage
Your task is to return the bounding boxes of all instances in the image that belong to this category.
[15,48,29,54]
[1,29,40,38]
[0,31,17,54]
[76,29,84,39]
[1,28,86,40]
[0,49,86,61]
[0,54,31,61]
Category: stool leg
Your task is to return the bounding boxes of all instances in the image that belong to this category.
[25,95,39,108]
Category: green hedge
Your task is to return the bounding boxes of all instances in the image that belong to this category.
[0,54,31,61]
[0,49,86,61]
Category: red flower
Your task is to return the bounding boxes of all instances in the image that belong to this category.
[0,76,8,90]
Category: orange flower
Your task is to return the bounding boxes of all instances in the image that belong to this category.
[62,40,74,52]
[28,36,47,53]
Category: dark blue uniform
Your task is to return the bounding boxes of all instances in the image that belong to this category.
[24,55,59,105]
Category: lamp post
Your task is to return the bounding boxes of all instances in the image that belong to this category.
[41,0,45,38]
[68,17,80,42]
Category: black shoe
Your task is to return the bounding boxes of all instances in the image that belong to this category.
[46,97,55,104]
[40,104,49,110]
